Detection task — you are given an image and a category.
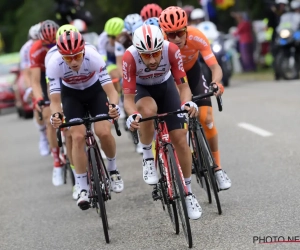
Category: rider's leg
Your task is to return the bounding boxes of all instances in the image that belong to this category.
[33,109,49,156]
[136,95,158,185]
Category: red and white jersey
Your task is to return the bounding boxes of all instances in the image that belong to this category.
[46,46,112,95]
[122,40,187,94]
[20,39,34,70]
[29,40,48,72]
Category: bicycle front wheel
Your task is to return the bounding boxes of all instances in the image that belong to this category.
[167,144,193,248]
[90,148,110,243]
[190,128,212,204]
[198,127,222,215]
[157,153,179,234]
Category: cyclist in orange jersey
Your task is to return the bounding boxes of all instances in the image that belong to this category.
[159,6,231,190]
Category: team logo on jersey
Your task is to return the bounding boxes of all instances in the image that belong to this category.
[174,49,184,72]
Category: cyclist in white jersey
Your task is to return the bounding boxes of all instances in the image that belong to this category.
[19,22,50,157]
[98,17,126,117]
[123,25,202,220]
[48,31,124,210]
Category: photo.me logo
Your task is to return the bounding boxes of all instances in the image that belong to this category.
[253,236,300,244]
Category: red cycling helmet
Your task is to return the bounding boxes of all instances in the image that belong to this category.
[39,20,59,44]
[57,31,85,55]
[140,3,163,21]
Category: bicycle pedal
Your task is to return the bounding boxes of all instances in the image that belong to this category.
[191,168,196,174]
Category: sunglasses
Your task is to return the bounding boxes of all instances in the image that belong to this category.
[165,28,187,39]
[139,50,162,60]
[62,51,84,63]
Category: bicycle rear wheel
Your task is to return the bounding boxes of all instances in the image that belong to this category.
[89,148,110,243]
[157,153,179,234]
[166,144,193,248]
[198,127,222,215]
[190,128,212,204]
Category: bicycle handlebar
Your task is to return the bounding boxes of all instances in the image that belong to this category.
[56,115,121,147]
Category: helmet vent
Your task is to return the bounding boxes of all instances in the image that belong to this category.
[146,35,152,49]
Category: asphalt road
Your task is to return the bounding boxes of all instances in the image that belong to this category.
[1,79,300,250]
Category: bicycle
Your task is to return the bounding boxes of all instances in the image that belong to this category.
[132,110,193,248]
[56,107,121,244]
[188,84,223,215]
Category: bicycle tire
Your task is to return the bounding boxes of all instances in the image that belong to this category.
[157,153,179,234]
[198,126,222,215]
[90,147,110,243]
[190,129,212,204]
[166,144,193,248]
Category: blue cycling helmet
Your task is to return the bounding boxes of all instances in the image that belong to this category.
[144,17,160,27]
[131,20,144,33]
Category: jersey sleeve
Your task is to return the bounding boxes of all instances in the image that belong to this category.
[46,58,62,95]
[168,43,188,85]
[114,41,125,57]
[89,50,112,86]
[122,50,136,94]
[192,28,218,67]
[97,32,108,61]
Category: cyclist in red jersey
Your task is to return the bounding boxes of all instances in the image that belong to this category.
[123,25,202,220]
[159,7,231,190]
[29,20,64,186]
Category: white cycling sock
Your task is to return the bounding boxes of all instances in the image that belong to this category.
[76,172,89,191]
[33,119,47,141]
[184,176,192,193]
[142,143,153,159]
[106,156,117,172]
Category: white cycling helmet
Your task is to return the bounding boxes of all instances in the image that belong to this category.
[28,23,41,40]
[70,19,87,32]
[133,25,164,53]
[275,0,288,4]
[124,13,143,33]
[190,8,205,20]
[291,0,300,9]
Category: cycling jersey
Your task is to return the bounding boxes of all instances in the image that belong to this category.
[180,26,218,72]
[97,31,125,63]
[122,40,186,94]
[47,46,111,95]
[20,40,34,70]
[29,40,48,71]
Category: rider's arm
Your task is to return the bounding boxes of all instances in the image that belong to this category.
[194,28,223,83]
[22,68,32,88]
[168,43,192,103]
[115,42,125,78]
[30,67,43,99]
[122,50,137,115]
[29,44,44,99]
[97,32,108,61]
[47,59,63,114]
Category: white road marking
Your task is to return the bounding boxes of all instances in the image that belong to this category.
[238,123,273,137]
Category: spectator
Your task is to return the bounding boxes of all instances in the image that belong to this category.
[232,12,256,72]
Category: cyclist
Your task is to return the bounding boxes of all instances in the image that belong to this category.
[29,20,65,186]
[123,25,202,220]
[45,24,83,199]
[97,17,125,118]
[140,3,163,21]
[48,31,124,210]
[159,6,231,190]
[124,13,144,35]
[20,22,50,157]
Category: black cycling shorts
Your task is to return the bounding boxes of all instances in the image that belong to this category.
[41,71,50,104]
[135,76,186,132]
[186,60,212,107]
[61,81,109,122]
